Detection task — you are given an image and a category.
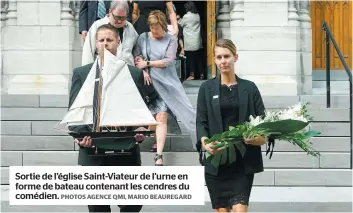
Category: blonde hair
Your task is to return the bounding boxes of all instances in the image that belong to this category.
[148,10,168,32]
[214,39,237,56]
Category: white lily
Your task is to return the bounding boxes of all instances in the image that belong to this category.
[249,115,264,127]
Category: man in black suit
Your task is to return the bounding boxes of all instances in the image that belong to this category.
[69,24,145,212]
[79,0,111,41]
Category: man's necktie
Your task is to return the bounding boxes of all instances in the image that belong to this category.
[97,0,106,19]
[92,62,101,132]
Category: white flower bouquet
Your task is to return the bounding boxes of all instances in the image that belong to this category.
[204,102,321,168]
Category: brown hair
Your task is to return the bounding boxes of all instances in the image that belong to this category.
[96,24,120,39]
[214,39,237,56]
[148,10,168,32]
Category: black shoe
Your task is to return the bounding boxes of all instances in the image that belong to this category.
[154,154,163,166]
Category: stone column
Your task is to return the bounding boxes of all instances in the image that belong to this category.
[0,1,8,93]
[71,0,83,88]
[5,0,16,25]
[1,1,8,28]
[2,0,76,95]
[216,0,231,39]
[74,0,79,28]
[230,0,244,27]
[298,0,312,94]
[230,0,302,96]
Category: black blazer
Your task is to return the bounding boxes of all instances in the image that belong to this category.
[68,63,144,166]
[196,75,270,176]
[79,0,111,34]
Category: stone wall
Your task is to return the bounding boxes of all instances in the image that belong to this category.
[228,0,312,96]
[1,0,82,95]
[1,0,313,97]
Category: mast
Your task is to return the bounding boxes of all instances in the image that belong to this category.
[95,45,104,132]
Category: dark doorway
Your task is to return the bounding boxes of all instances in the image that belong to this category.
[173,1,208,80]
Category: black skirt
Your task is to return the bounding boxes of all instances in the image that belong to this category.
[204,148,254,209]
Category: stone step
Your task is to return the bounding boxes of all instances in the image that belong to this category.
[0,135,351,170]
[1,94,351,109]
[1,94,68,108]
[1,186,352,212]
[299,94,351,108]
[2,119,350,137]
[182,80,205,88]
[0,134,350,153]
[1,150,350,169]
[312,88,350,95]
[180,94,352,109]
[184,80,351,94]
[313,80,350,90]
[1,106,351,123]
[184,86,200,94]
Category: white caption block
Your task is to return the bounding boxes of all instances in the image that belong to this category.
[9,166,205,205]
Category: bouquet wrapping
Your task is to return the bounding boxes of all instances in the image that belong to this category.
[203,103,321,168]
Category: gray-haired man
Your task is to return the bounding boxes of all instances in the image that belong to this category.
[82,0,138,67]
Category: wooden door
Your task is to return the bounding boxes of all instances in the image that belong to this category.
[311,0,352,70]
[206,0,216,78]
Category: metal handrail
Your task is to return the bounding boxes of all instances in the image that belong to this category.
[322,21,352,169]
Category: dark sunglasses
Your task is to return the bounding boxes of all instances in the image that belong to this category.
[111,13,127,21]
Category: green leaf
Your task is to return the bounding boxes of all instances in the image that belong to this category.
[229,126,235,131]
[210,151,222,168]
[234,141,246,157]
[211,141,226,149]
[228,144,237,164]
[238,124,247,133]
[222,131,235,138]
[205,152,212,159]
[220,149,228,165]
[304,130,321,138]
[205,133,223,143]
[254,119,309,134]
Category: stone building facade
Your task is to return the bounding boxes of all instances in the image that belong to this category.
[1,0,351,96]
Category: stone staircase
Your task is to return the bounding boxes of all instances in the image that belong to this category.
[1,81,352,211]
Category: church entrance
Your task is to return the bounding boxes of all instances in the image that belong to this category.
[311,0,352,73]
[173,1,214,80]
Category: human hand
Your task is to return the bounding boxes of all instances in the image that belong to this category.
[203,141,225,155]
[135,56,143,64]
[81,31,88,41]
[244,135,266,146]
[134,133,144,143]
[75,136,95,148]
[136,60,147,69]
[143,70,152,85]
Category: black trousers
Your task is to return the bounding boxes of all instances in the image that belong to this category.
[87,145,143,212]
[185,48,204,79]
[88,205,142,212]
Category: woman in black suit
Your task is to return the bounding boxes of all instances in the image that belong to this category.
[196,39,271,212]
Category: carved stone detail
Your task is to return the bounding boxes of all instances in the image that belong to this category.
[61,0,74,26]
[230,0,244,26]
[5,0,16,26]
[288,0,299,26]
[1,1,9,27]
[216,0,230,39]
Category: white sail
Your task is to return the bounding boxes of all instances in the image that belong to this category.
[99,49,157,127]
[59,60,97,127]
[58,48,157,130]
